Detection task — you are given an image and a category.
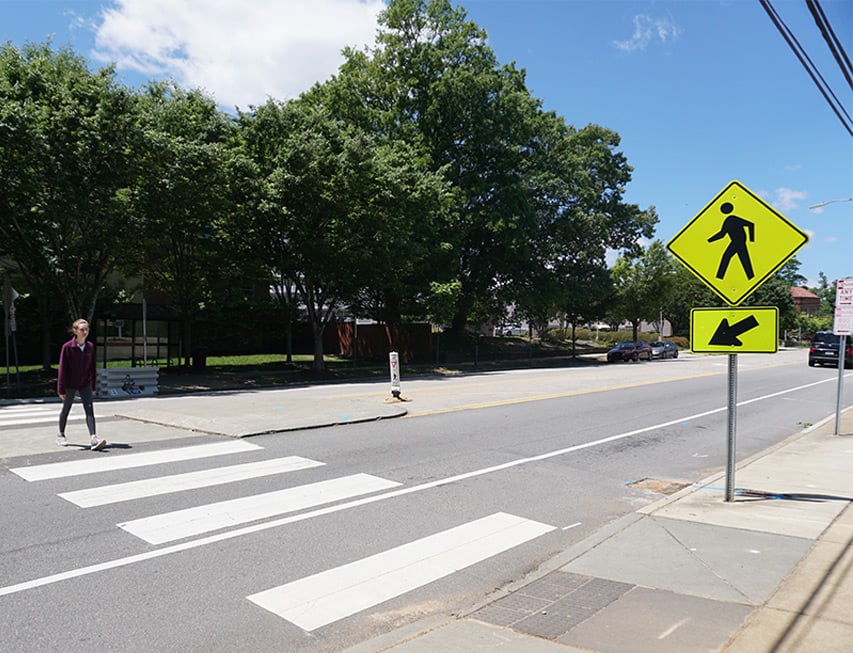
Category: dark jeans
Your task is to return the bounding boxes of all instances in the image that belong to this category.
[59,386,96,436]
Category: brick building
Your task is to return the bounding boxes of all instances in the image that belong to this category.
[790,286,820,315]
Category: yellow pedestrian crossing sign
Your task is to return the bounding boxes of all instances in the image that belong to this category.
[690,306,779,353]
[667,180,808,305]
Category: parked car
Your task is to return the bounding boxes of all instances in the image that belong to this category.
[808,331,853,368]
[649,340,679,360]
[501,324,528,337]
[606,341,652,362]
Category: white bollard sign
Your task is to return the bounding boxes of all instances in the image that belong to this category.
[389,351,401,398]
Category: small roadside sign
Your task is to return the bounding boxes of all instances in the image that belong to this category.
[690,306,779,354]
[389,351,401,399]
[667,180,808,306]
[834,277,853,336]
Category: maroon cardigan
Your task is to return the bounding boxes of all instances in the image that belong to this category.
[57,338,97,395]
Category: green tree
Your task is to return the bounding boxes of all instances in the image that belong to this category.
[513,117,656,338]
[329,0,655,333]
[666,265,721,336]
[132,82,235,366]
[231,100,302,361]
[796,311,832,336]
[809,272,837,317]
[238,98,451,370]
[775,258,807,287]
[611,241,677,341]
[744,258,800,338]
[667,256,804,342]
[237,99,350,365]
[306,81,457,335]
[561,265,615,355]
[0,41,140,366]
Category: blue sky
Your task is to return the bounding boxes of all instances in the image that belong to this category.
[2,0,851,287]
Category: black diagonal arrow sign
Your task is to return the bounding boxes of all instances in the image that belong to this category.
[690,307,778,354]
[709,315,759,346]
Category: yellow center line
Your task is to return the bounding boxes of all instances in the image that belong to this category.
[326,357,797,413]
[402,371,721,417]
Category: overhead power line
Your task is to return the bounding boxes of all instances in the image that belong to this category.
[758,0,853,138]
[806,0,853,91]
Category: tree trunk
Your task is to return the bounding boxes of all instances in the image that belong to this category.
[311,321,326,372]
[450,310,467,336]
[39,294,53,371]
[181,317,192,368]
[285,316,293,364]
[384,321,401,353]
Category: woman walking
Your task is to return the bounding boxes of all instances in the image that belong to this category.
[57,318,107,450]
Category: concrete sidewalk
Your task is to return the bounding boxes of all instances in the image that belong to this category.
[0,384,408,459]
[346,407,853,653]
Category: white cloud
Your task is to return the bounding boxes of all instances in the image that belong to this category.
[612,15,682,52]
[91,0,385,109]
[771,187,807,211]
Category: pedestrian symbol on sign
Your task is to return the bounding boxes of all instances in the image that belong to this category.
[666,180,808,306]
[707,203,755,280]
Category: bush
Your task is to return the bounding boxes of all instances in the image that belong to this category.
[667,336,689,349]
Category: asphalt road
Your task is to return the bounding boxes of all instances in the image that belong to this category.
[0,349,848,652]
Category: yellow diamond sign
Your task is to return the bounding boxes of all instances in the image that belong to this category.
[667,180,808,305]
[690,306,779,354]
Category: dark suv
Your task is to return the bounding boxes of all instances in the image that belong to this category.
[808,331,853,368]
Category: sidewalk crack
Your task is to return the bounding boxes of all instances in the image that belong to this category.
[654,517,754,603]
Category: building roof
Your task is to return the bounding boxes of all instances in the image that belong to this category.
[790,286,819,299]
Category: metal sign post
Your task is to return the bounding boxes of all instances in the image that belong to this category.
[834,278,852,435]
[667,180,809,503]
[836,335,846,435]
[725,354,738,502]
[2,302,8,393]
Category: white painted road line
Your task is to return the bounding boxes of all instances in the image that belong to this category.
[118,473,402,545]
[246,512,556,631]
[0,415,79,426]
[0,406,58,415]
[58,456,325,507]
[0,406,82,427]
[10,440,262,481]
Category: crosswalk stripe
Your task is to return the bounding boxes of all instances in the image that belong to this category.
[0,403,56,416]
[58,456,325,507]
[10,440,262,481]
[0,405,82,427]
[0,406,57,415]
[0,415,82,426]
[119,473,402,545]
[246,512,555,631]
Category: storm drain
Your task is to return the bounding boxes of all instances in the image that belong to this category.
[627,477,691,495]
[472,571,633,640]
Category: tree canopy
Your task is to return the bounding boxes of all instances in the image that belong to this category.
[0,42,140,364]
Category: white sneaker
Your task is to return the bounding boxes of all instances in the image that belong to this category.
[56,434,68,446]
[90,436,107,451]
